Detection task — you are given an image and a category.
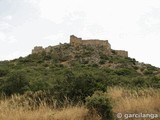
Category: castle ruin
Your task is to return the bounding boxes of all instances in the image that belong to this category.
[70,35,111,48]
[32,35,128,57]
[32,46,44,54]
[115,50,128,57]
[70,35,128,57]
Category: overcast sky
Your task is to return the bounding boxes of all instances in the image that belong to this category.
[0,0,160,67]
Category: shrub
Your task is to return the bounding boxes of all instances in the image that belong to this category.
[99,52,109,60]
[52,71,106,104]
[149,76,160,88]
[1,71,29,96]
[99,59,106,64]
[115,68,133,76]
[30,78,50,92]
[131,77,147,87]
[0,69,8,77]
[85,91,114,120]
[92,63,99,67]
[111,50,116,54]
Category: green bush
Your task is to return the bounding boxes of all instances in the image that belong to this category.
[131,77,147,87]
[150,76,160,88]
[0,69,8,77]
[99,52,109,60]
[85,91,114,120]
[115,68,135,76]
[92,63,99,67]
[99,59,106,64]
[1,71,29,95]
[111,50,116,54]
[30,78,50,92]
[52,71,106,104]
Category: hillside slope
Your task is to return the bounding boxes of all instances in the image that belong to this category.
[0,35,160,97]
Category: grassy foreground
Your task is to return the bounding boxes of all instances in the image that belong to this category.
[0,87,159,120]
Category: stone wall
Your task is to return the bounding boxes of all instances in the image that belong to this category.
[32,46,44,54]
[45,46,53,53]
[70,35,111,49]
[70,35,129,57]
[115,50,128,57]
[32,35,128,58]
[70,35,82,46]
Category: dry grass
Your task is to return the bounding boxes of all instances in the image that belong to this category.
[0,101,90,120]
[0,95,100,120]
[0,87,159,120]
[108,87,160,120]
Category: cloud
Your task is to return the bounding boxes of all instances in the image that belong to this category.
[0,0,40,26]
[3,15,12,21]
[5,51,24,60]
[0,0,160,67]
[0,32,6,42]
[0,0,41,60]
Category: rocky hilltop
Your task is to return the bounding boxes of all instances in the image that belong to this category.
[32,35,128,57]
[0,35,159,97]
[31,35,129,67]
[0,36,159,120]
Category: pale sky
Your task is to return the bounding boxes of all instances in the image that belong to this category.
[0,0,160,67]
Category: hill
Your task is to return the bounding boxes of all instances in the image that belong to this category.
[0,35,160,97]
[0,35,160,119]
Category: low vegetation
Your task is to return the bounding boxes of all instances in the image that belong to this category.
[0,87,159,120]
[0,44,159,119]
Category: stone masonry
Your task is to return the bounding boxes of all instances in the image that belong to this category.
[115,50,128,57]
[32,46,44,54]
[70,35,128,57]
[70,35,111,49]
[32,35,128,57]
